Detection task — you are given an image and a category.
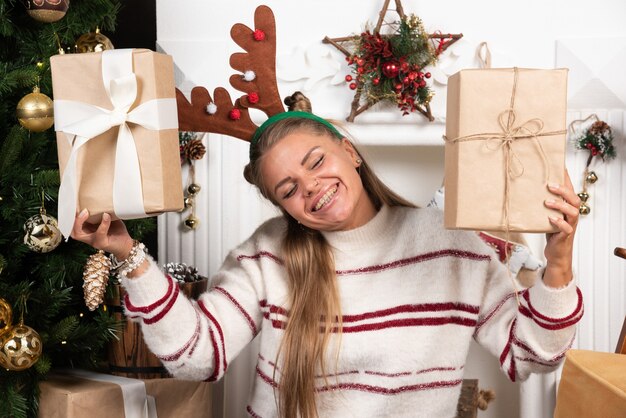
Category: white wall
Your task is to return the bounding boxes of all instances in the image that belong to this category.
[156,1,626,417]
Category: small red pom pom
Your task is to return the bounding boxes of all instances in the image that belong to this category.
[229,108,241,120]
[349,82,357,90]
[247,92,260,104]
[253,29,266,41]
[345,75,353,82]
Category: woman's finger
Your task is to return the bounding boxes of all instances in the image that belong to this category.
[94,213,111,243]
[549,215,574,235]
[71,208,90,240]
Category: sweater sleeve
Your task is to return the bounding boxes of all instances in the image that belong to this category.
[120,242,267,382]
[472,244,583,382]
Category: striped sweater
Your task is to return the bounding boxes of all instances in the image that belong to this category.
[121,205,583,418]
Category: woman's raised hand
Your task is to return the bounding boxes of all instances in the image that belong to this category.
[71,209,134,260]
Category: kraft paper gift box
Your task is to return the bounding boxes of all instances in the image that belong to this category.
[554,350,626,418]
[444,68,568,233]
[50,49,183,238]
[38,370,213,418]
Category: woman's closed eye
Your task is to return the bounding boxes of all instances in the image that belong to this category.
[283,184,297,199]
[311,155,324,169]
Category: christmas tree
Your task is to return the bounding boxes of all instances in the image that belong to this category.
[0,1,155,417]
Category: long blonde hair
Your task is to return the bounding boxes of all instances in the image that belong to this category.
[243,92,416,418]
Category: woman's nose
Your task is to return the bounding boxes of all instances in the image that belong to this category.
[305,178,319,197]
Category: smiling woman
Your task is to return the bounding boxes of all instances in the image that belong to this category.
[70,89,584,418]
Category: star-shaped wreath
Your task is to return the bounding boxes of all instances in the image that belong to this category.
[324,0,462,122]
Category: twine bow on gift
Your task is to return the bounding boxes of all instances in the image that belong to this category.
[54,49,179,239]
[443,67,566,303]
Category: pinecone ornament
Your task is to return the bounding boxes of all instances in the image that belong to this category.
[589,120,611,135]
[82,250,111,311]
[182,139,206,161]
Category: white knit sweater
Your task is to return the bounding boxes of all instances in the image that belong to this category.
[121,205,583,418]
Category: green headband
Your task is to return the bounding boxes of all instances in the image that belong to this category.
[249,111,343,159]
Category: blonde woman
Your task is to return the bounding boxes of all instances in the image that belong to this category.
[72,93,583,418]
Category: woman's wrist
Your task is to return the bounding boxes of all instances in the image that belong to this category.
[112,237,135,261]
[110,240,149,279]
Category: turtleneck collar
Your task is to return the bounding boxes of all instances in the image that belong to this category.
[321,204,392,252]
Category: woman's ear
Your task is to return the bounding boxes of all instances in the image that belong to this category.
[340,138,360,166]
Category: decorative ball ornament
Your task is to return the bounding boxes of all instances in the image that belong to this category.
[585,171,598,184]
[16,86,55,132]
[75,27,114,53]
[0,298,12,338]
[382,61,400,78]
[25,0,69,23]
[23,208,62,253]
[187,183,201,195]
[0,322,43,371]
[183,215,200,230]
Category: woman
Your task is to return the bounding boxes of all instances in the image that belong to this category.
[72,93,583,418]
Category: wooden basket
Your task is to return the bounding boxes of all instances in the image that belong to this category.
[106,278,208,379]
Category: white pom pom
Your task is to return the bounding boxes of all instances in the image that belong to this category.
[206,102,217,114]
[243,70,256,81]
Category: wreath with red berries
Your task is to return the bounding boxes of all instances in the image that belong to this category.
[574,120,616,166]
[344,14,437,118]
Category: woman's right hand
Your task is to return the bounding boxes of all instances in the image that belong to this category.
[71,209,134,260]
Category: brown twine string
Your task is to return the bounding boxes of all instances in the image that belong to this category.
[476,42,491,69]
[444,68,567,306]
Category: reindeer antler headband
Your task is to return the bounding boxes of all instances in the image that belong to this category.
[176,5,342,158]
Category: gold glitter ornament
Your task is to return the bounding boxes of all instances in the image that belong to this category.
[16,86,54,132]
[25,0,69,23]
[23,208,62,253]
[184,215,200,230]
[82,251,111,311]
[75,27,114,53]
[0,322,43,371]
[0,298,12,338]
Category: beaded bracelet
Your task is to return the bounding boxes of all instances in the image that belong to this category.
[110,240,148,278]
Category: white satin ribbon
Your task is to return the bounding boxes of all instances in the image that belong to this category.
[54,49,178,239]
[58,368,158,418]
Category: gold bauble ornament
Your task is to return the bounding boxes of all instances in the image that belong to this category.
[25,0,69,23]
[0,322,42,371]
[183,196,194,209]
[23,209,62,253]
[577,192,589,202]
[585,171,598,184]
[0,298,12,338]
[16,86,54,132]
[75,27,114,53]
[184,215,200,230]
[579,203,591,216]
[187,183,201,195]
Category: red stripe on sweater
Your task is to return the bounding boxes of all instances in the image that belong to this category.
[157,310,201,362]
[124,275,174,314]
[255,365,462,394]
[260,301,480,322]
[237,251,283,265]
[518,305,583,330]
[238,249,489,276]
[214,286,258,335]
[474,292,518,336]
[143,284,180,325]
[522,287,583,323]
[499,318,516,369]
[262,313,476,332]
[317,379,464,395]
[336,249,490,276]
[198,300,227,380]
[246,405,263,418]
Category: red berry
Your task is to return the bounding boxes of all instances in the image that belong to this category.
[394,83,403,91]
[349,82,357,90]
[419,80,426,88]
[229,108,241,120]
[425,72,432,79]
[345,75,353,82]
[247,92,259,104]
[357,67,364,74]
[253,29,266,41]
[402,76,409,84]
[372,77,380,85]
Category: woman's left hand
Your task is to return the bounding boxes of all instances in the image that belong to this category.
[542,169,581,288]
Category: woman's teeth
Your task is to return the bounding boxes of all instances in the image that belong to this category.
[314,187,337,211]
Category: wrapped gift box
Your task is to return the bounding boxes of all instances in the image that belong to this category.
[38,370,212,418]
[444,68,568,233]
[554,349,626,418]
[50,49,183,237]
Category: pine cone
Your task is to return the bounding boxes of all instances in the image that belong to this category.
[589,120,610,135]
[82,250,111,311]
[182,139,206,161]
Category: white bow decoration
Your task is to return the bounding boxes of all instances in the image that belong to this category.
[54,49,178,239]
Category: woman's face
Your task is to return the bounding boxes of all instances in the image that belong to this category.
[259,131,376,232]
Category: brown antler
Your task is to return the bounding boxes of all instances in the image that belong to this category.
[175,5,285,142]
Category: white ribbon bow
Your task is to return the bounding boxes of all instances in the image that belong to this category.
[54,49,178,239]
